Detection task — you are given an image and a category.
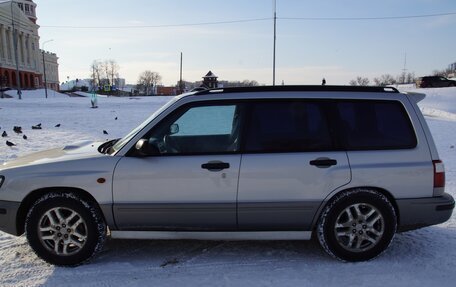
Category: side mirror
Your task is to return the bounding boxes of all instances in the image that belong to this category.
[135,139,159,156]
[170,123,179,135]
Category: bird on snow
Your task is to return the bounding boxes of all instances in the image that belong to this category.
[6,140,15,147]
[115,117,118,120]
[55,124,61,127]
[23,135,27,140]
[1,131,7,137]
[32,125,42,130]
[103,130,108,135]
[13,126,22,134]
[36,123,42,127]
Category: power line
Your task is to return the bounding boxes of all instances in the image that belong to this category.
[280,11,456,21]
[40,18,271,29]
[38,12,456,29]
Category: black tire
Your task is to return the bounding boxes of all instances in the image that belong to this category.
[25,192,107,266]
[317,189,397,262]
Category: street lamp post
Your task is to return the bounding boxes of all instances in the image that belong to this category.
[42,39,54,99]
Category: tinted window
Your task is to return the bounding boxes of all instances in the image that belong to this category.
[337,101,416,150]
[244,101,333,152]
[146,104,241,154]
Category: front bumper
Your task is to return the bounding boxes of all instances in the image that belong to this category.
[0,200,21,236]
[397,193,455,232]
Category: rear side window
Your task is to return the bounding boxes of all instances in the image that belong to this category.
[244,101,333,152]
[337,100,417,150]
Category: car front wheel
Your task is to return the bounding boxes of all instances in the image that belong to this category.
[25,192,107,266]
[317,189,397,262]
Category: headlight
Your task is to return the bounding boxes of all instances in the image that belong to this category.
[0,176,4,189]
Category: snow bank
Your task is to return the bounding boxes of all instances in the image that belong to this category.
[4,89,69,99]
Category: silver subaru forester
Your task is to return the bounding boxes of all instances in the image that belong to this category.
[0,86,453,266]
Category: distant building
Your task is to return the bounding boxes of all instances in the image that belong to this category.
[42,51,59,90]
[449,62,456,72]
[156,86,177,96]
[0,0,59,90]
[201,70,218,89]
[115,78,126,89]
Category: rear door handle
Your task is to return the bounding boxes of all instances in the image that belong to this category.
[201,161,230,171]
[309,158,337,168]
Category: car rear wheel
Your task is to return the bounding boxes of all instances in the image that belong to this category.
[317,189,397,262]
[25,192,106,266]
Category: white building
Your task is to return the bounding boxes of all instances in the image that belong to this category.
[0,0,59,90]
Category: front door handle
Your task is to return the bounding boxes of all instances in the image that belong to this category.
[201,161,230,171]
[309,158,337,168]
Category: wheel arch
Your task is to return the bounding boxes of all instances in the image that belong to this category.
[16,187,106,235]
[311,186,400,231]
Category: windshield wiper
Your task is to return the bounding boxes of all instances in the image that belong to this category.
[98,138,120,154]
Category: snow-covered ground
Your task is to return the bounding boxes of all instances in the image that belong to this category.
[5,89,69,99]
[0,88,455,286]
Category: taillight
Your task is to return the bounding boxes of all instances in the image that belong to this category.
[433,160,445,188]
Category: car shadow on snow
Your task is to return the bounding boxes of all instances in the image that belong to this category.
[89,225,456,268]
[4,226,456,286]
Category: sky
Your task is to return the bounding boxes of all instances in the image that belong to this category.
[33,0,456,86]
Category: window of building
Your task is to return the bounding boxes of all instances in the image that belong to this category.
[337,100,417,150]
[244,101,333,153]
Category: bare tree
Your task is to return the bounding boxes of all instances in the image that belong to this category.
[108,59,120,87]
[90,60,103,90]
[241,80,259,86]
[102,60,110,85]
[138,71,162,95]
[405,72,416,84]
[373,74,396,86]
[349,76,370,86]
[433,68,453,77]
[90,58,123,94]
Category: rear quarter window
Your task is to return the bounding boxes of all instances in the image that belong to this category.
[337,100,417,150]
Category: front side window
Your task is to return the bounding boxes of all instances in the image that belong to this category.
[244,101,333,152]
[145,103,242,155]
[337,100,417,150]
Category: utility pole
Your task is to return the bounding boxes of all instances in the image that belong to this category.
[11,1,21,99]
[402,52,407,84]
[42,39,54,98]
[272,0,277,86]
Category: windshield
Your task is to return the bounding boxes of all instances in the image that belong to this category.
[110,97,180,153]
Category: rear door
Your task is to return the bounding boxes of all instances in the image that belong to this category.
[237,100,351,230]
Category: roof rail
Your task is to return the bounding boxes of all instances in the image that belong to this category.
[194,85,399,95]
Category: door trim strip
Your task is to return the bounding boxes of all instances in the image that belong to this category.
[110,230,312,241]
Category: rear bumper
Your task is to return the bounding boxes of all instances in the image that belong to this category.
[397,193,454,232]
[0,200,20,236]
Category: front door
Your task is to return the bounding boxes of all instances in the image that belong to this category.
[113,102,244,230]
